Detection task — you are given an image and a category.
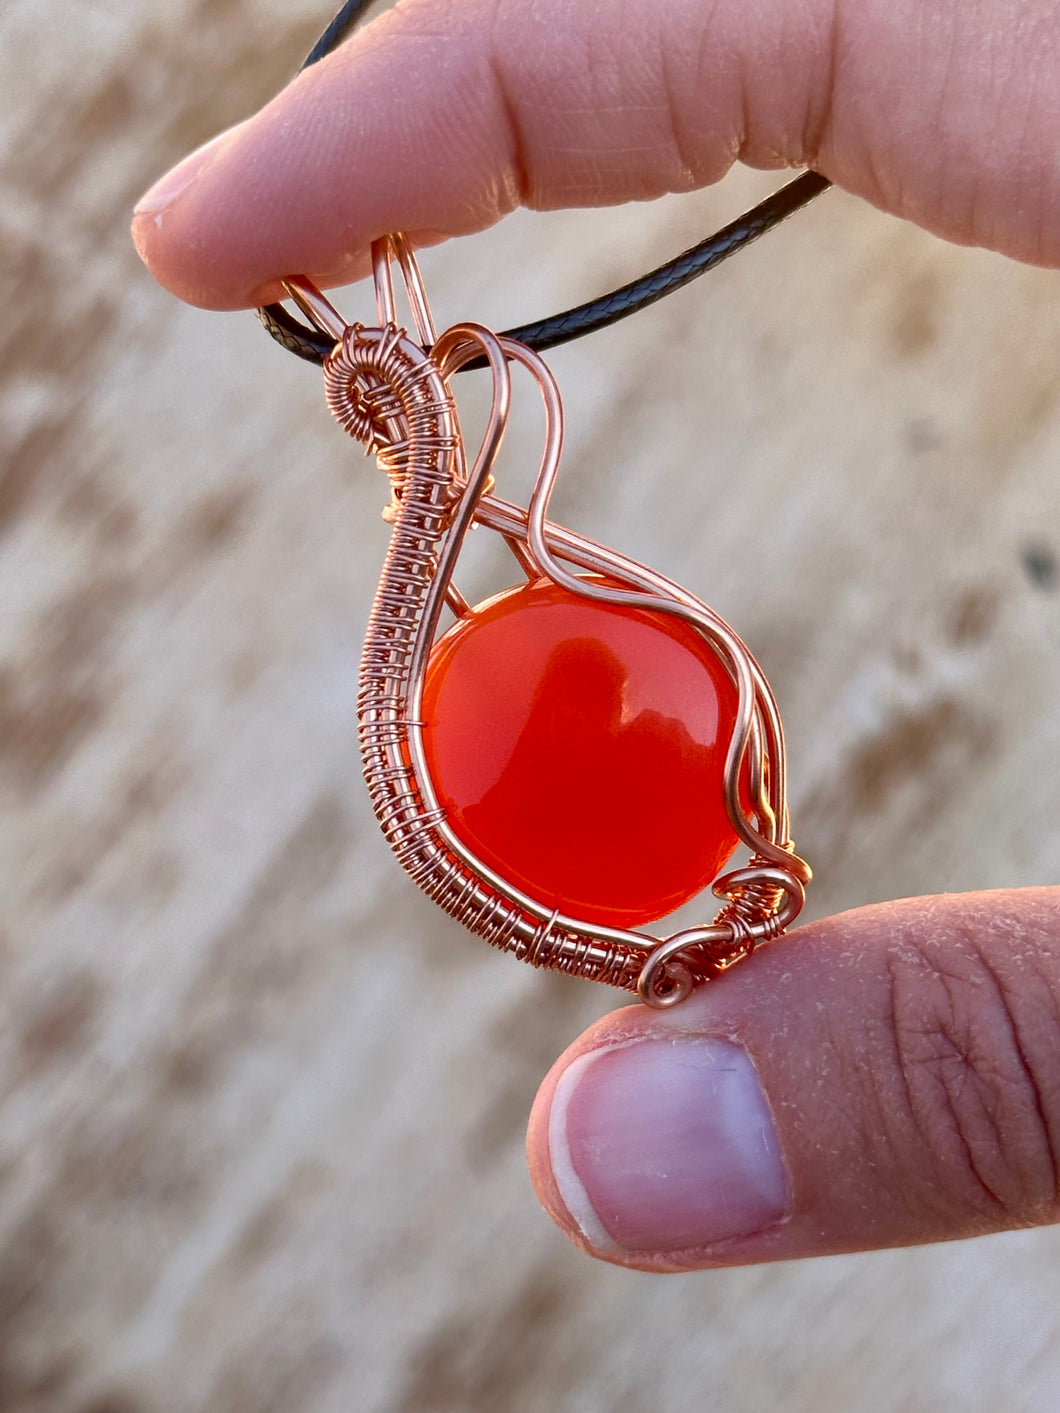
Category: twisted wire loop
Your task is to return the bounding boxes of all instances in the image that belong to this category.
[289,235,811,1008]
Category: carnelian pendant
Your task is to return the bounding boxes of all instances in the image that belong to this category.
[287,236,810,1005]
[423,578,741,928]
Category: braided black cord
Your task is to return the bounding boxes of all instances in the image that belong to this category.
[258,1,830,364]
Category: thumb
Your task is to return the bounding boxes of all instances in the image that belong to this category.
[527,888,1060,1271]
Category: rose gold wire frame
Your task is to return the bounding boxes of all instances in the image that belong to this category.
[283,237,811,1007]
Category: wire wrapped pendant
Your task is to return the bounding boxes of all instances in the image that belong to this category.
[285,236,811,1007]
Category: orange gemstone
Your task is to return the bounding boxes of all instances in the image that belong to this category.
[421,578,742,928]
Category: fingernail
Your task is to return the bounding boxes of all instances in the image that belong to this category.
[134,126,238,216]
[549,1037,788,1255]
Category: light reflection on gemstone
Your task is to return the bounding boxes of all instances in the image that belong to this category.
[422,578,741,929]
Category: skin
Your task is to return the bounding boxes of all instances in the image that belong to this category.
[133,0,1060,1269]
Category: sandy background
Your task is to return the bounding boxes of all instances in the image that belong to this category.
[3,1,1060,1409]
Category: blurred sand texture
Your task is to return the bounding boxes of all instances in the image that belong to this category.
[2,1,1060,1410]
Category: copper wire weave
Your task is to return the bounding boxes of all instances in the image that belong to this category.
[285,237,811,1007]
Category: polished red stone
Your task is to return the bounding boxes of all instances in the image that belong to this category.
[421,577,742,928]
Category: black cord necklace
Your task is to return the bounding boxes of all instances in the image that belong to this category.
[257,0,831,366]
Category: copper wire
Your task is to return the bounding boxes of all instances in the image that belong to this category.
[285,237,811,1006]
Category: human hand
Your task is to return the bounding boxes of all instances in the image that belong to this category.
[132,0,1060,1270]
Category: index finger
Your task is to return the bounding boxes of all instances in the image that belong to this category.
[132,0,1060,309]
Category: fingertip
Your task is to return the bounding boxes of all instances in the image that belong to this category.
[528,1016,793,1270]
[131,121,259,310]
[129,2,519,311]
